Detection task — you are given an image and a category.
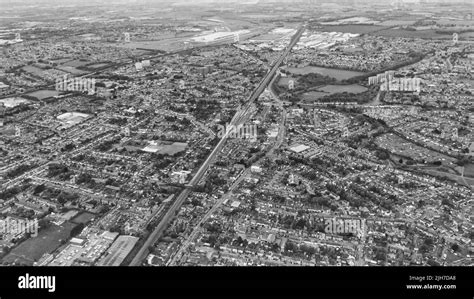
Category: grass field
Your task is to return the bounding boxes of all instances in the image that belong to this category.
[2,222,76,265]
[86,63,110,70]
[63,59,91,68]
[70,212,96,225]
[278,76,297,87]
[56,65,88,75]
[318,25,387,34]
[377,20,416,26]
[372,28,473,40]
[26,89,59,100]
[22,65,45,77]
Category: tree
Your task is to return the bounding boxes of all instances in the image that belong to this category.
[33,184,46,195]
[38,219,52,230]
[451,244,459,252]
[375,149,390,160]
[374,247,387,261]
[284,241,298,253]
[2,247,11,255]
[70,223,85,238]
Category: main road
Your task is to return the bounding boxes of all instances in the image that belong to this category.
[167,168,251,265]
[128,24,305,266]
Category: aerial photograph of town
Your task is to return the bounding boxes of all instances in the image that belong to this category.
[0,0,472,287]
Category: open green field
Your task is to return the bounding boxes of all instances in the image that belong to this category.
[86,63,110,70]
[26,89,60,100]
[63,59,91,67]
[318,25,387,34]
[422,169,474,188]
[70,211,96,225]
[378,20,416,26]
[285,66,365,80]
[1,222,76,265]
[56,65,88,75]
[22,65,45,77]
[372,28,473,40]
[302,84,368,101]
[278,76,297,87]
